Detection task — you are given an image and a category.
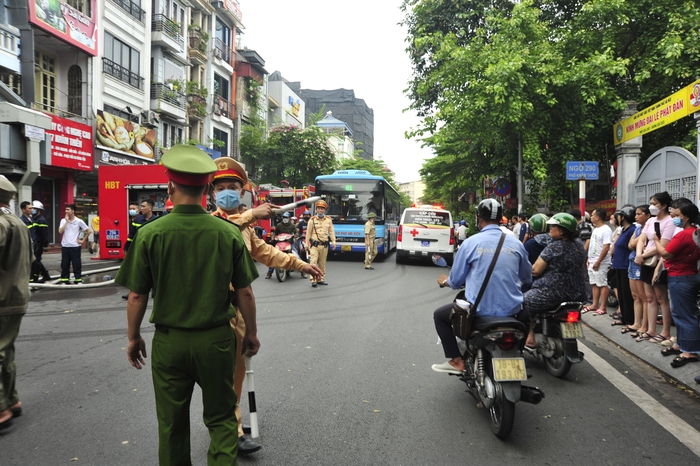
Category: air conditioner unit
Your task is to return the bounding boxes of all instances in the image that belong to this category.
[214,48,222,59]
[141,110,160,126]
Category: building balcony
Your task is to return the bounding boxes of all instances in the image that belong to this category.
[151,14,185,53]
[187,94,207,120]
[108,0,145,22]
[32,102,88,124]
[150,83,186,120]
[102,58,145,90]
[213,38,233,69]
[212,94,233,122]
[188,35,208,66]
[0,24,21,74]
[211,0,243,28]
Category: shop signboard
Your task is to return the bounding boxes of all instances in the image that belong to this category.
[96,109,157,162]
[46,114,93,171]
[28,0,98,56]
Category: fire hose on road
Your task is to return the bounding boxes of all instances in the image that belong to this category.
[29,265,121,290]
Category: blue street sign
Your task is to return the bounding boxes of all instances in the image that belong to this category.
[566,161,599,181]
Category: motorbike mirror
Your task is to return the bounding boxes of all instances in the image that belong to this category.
[432,255,448,267]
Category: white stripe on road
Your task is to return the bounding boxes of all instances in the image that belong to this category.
[583,345,700,458]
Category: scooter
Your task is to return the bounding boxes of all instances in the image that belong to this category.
[432,255,544,439]
[271,233,295,282]
[525,302,585,378]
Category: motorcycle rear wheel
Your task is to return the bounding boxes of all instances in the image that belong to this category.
[489,381,515,439]
[275,267,287,282]
[543,327,572,378]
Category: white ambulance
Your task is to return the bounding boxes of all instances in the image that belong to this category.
[396,206,454,264]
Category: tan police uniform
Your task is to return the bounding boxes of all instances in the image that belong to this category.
[364,213,377,269]
[305,209,336,285]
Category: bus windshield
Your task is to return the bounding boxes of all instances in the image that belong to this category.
[315,179,384,222]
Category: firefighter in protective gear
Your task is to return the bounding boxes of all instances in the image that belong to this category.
[305,200,336,287]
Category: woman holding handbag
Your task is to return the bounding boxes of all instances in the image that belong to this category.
[654,199,700,367]
[634,192,675,343]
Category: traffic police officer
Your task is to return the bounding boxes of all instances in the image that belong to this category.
[364,212,377,270]
[115,145,260,465]
[210,157,321,454]
[305,199,336,287]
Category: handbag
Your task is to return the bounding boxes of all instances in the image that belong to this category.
[451,232,506,340]
[643,255,659,267]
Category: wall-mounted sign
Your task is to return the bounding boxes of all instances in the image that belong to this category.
[288,96,301,117]
[24,124,46,141]
[96,109,157,161]
[99,151,149,166]
[45,114,93,171]
[28,0,98,56]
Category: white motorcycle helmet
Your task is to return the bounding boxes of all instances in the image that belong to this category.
[32,200,45,210]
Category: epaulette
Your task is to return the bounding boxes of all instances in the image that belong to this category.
[0,206,11,215]
[212,214,236,225]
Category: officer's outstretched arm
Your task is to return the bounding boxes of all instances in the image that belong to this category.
[237,286,260,357]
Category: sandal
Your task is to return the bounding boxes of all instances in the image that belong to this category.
[651,334,669,343]
[636,332,655,342]
[581,306,593,314]
[611,312,622,320]
[661,347,681,356]
[621,326,638,334]
[592,309,607,316]
[611,320,624,326]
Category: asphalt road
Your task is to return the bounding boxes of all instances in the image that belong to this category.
[2,253,700,465]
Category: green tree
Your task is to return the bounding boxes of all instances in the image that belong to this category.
[402,0,700,210]
[338,156,412,206]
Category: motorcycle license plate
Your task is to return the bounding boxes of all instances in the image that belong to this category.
[341,245,352,251]
[492,358,527,382]
[560,322,584,339]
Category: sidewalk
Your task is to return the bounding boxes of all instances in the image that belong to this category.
[582,307,700,396]
[39,249,121,281]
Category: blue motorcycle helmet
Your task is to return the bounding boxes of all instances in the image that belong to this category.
[282,212,291,218]
[460,220,466,226]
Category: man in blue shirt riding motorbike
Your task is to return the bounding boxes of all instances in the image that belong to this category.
[432,199,533,375]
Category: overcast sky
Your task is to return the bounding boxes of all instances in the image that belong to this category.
[239,0,433,183]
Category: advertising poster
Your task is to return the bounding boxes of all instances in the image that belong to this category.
[46,114,93,171]
[28,0,98,56]
[96,109,158,162]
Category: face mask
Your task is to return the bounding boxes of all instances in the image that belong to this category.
[32,209,37,215]
[216,189,240,211]
[129,209,137,216]
[317,213,325,218]
[282,218,289,224]
[673,217,683,227]
[649,205,660,216]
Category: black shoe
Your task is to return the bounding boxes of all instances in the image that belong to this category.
[695,375,700,384]
[42,274,52,282]
[238,436,262,455]
[365,267,374,270]
[242,424,251,434]
[317,281,328,285]
[311,282,317,288]
[265,273,272,279]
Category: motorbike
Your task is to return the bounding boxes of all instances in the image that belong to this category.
[271,233,295,282]
[432,255,544,439]
[525,302,585,378]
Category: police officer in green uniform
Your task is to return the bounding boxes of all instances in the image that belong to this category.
[115,145,260,465]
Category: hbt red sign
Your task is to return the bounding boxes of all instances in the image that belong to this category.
[46,114,93,171]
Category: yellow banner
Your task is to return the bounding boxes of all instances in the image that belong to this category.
[613,79,700,145]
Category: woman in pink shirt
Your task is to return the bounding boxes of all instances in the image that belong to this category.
[634,192,674,342]
[656,199,700,367]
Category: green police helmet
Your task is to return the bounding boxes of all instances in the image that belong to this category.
[367,212,377,218]
[546,212,578,233]
[529,213,549,234]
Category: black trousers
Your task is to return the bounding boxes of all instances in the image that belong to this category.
[434,303,461,359]
[614,268,634,326]
[61,247,82,282]
[31,247,49,280]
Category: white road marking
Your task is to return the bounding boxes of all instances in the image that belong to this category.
[583,344,700,458]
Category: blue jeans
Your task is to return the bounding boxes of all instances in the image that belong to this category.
[667,274,700,353]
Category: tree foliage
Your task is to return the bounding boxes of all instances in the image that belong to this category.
[402,0,700,211]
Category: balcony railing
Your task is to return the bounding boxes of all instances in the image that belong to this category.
[0,25,20,56]
[102,57,144,90]
[152,14,184,48]
[109,0,145,22]
[213,94,233,119]
[214,38,232,64]
[151,83,186,110]
[32,102,88,124]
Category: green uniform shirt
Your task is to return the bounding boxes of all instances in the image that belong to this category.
[115,204,258,329]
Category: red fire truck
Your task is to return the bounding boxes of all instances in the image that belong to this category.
[256,184,315,242]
